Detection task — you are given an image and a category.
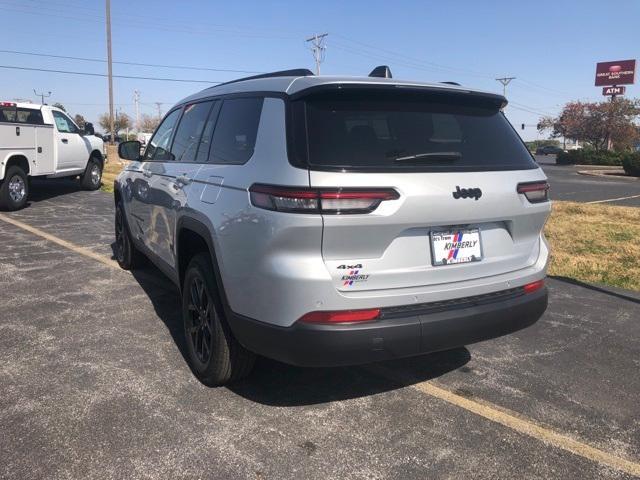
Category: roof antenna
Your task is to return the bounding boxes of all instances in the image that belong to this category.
[369,66,392,78]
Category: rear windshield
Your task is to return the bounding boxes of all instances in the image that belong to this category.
[293,89,536,172]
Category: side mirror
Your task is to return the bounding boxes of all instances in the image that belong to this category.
[83,122,95,136]
[118,140,142,161]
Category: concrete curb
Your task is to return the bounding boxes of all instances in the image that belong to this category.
[577,169,638,181]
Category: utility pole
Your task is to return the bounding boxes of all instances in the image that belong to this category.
[495,77,516,97]
[33,89,51,104]
[105,0,115,145]
[133,89,140,131]
[305,33,328,75]
[154,102,163,120]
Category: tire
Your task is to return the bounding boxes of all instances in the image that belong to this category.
[182,253,255,386]
[114,202,143,270]
[0,165,29,211]
[80,156,103,190]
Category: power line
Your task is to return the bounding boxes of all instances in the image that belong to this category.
[0,49,263,74]
[0,64,223,84]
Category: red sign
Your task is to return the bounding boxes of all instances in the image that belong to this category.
[595,60,636,86]
[602,86,625,96]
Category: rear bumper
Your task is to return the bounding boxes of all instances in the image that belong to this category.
[227,286,548,367]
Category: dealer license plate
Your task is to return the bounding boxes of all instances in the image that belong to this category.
[430,229,483,266]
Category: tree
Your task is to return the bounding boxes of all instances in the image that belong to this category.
[139,113,160,133]
[538,99,640,151]
[73,114,86,129]
[52,102,66,112]
[98,112,131,136]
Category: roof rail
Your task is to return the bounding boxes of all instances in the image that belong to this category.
[209,68,314,89]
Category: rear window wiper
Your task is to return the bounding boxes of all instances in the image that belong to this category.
[393,151,462,162]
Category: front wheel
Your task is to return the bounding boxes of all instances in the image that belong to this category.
[0,165,29,211]
[182,253,255,386]
[80,157,103,190]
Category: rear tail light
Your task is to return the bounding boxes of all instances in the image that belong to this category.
[249,184,399,214]
[517,181,549,203]
[298,308,380,324]
[0,102,16,107]
[523,279,545,294]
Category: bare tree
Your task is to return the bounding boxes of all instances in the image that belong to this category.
[98,112,131,136]
[139,113,160,133]
[73,114,86,129]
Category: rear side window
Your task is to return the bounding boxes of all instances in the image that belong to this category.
[17,108,44,125]
[1,106,16,122]
[295,90,536,172]
[144,108,181,161]
[170,101,214,162]
[209,97,263,165]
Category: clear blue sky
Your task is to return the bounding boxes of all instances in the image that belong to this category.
[0,0,638,140]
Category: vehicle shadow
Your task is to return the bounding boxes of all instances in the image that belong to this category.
[124,254,471,406]
[26,178,84,204]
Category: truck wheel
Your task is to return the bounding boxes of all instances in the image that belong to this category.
[114,203,143,270]
[182,253,255,386]
[80,157,103,190]
[0,166,29,211]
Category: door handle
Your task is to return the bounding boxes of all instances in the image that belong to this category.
[176,175,192,186]
[61,138,68,144]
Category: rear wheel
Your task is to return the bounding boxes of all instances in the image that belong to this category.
[80,157,103,190]
[114,203,143,270]
[0,165,29,211]
[182,253,255,386]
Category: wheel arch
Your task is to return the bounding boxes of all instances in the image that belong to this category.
[1,154,30,180]
[176,216,224,296]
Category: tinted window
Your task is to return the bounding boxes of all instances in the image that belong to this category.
[17,108,44,125]
[1,106,16,122]
[52,111,78,133]
[209,98,263,165]
[194,101,220,163]
[170,101,214,162]
[298,90,536,172]
[144,109,181,161]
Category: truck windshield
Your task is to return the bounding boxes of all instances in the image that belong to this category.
[293,89,536,172]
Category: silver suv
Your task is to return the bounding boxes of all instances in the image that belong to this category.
[115,68,550,386]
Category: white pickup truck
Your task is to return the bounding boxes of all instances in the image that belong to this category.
[0,101,105,210]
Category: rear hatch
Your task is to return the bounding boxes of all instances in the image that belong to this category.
[290,85,550,292]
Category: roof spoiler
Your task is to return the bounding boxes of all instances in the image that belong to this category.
[369,65,392,78]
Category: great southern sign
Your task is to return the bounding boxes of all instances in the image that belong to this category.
[595,60,636,86]
[602,86,626,96]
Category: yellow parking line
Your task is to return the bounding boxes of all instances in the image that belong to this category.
[0,213,120,270]
[370,365,640,477]
[2,211,639,476]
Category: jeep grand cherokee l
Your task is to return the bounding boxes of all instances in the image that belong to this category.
[114,67,550,386]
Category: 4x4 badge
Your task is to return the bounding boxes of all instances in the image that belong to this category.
[452,186,482,201]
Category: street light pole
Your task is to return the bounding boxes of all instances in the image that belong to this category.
[33,89,51,104]
[105,0,115,145]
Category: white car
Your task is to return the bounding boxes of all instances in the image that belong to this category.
[0,101,105,210]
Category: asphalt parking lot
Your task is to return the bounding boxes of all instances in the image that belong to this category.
[536,155,640,207]
[1,180,639,479]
